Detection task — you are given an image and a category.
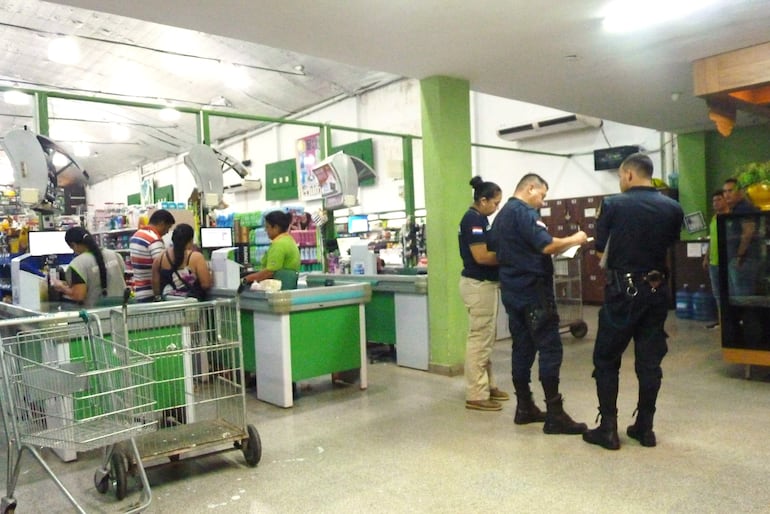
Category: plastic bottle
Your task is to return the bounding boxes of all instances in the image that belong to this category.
[675,284,693,319]
[692,284,717,322]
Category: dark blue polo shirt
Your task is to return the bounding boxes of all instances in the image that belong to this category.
[489,197,553,305]
[595,186,683,273]
[726,197,760,259]
[458,207,498,281]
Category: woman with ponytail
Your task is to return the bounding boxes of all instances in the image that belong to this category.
[54,226,127,307]
[153,223,212,300]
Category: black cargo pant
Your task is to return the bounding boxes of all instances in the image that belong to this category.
[592,273,669,417]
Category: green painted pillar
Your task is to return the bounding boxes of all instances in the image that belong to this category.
[420,76,471,375]
[677,132,708,240]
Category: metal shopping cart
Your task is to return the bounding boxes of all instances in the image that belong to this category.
[553,252,588,339]
[104,298,261,495]
[0,311,156,514]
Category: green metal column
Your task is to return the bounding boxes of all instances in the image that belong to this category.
[420,76,471,375]
[34,92,49,136]
[677,132,708,240]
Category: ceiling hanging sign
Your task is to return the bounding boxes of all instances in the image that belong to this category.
[312,152,364,210]
[296,133,322,201]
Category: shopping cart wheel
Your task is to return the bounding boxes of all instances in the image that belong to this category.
[570,321,588,339]
[1,497,16,514]
[242,424,262,467]
[111,450,129,500]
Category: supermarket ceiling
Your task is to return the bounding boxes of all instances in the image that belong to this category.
[3,0,770,186]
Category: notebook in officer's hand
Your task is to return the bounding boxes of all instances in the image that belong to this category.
[556,237,594,260]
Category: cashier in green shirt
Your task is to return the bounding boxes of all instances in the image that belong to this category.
[242,210,301,286]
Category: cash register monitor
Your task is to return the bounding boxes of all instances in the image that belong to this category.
[200,227,233,249]
[27,230,74,256]
[336,236,364,257]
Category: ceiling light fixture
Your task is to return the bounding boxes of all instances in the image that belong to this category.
[3,90,30,105]
[73,142,90,158]
[111,124,131,142]
[159,107,181,121]
[47,36,81,65]
[293,64,305,73]
[602,0,717,33]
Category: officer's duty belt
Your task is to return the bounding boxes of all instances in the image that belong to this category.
[607,270,666,296]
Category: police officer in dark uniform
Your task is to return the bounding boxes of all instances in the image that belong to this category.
[489,173,588,434]
[583,153,683,450]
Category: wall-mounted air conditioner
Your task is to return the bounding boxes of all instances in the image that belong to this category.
[497,114,603,141]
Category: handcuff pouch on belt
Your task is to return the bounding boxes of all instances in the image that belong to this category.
[610,270,665,297]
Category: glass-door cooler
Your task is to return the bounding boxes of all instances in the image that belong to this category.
[717,210,770,371]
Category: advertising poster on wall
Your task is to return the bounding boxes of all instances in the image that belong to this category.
[296,134,321,200]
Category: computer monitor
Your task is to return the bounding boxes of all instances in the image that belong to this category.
[27,230,74,256]
[200,227,234,249]
[336,236,364,257]
[347,214,369,234]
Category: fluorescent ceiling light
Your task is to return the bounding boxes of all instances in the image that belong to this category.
[111,124,131,142]
[602,0,717,32]
[73,142,90,158]
[52,152,70,168]
[223,63,250,90]
[3,90,30,105]
[47,36,81,65]
[159,107,180,121]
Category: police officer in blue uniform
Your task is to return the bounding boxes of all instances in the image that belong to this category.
[583,153,683,450]
[459,176,508,411]
[489,173,588,434]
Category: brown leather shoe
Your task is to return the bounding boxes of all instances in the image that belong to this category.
[489,388,510,401]
[465,399,502,411]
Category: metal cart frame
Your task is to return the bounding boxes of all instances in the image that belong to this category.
[106,298,260,493]
[553,253,588,338]
[0,311,156,514]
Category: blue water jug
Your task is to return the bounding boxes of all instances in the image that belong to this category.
[692,284,717,322]
[675,284,693,319]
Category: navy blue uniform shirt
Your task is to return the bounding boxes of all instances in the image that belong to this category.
[595,186,683,273]
[489,197,553,305]
[458,207,498,281]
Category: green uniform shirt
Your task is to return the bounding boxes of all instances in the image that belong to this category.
[262,233,301,272]
[708,215,719,265]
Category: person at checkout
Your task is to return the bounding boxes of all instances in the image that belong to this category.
[52,226,127,307]
[242,210,301,289]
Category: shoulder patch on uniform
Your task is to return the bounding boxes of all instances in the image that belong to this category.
[471,226,484,235]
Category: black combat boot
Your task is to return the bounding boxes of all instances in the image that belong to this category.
[514,393,546,424]
[626,408,656,447]
[513,380,545,424]
[583,411,620,450]
[543,394,587,435]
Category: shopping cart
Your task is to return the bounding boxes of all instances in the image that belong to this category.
[553,252,588,338]
[0,310,156,514]
[104,298,261,494]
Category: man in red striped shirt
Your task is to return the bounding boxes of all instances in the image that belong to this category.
[129,209,175,302]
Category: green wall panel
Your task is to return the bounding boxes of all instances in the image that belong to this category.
[365,291,396,344]
[240,311,256,373]
[153,184,174,203]
[290,305,361,380]
[331,138,376,186]
[127,192,141,206]
[265,158,299,201]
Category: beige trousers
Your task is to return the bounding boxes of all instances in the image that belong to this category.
[460,276,500,401]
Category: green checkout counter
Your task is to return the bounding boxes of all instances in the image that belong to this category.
[305,273,430,371]
[211,282,372,408]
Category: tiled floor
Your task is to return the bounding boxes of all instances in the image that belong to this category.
[3,306,770,513]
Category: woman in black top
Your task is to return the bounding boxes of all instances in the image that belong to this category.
[153,223,212,300]
[459,176,506,411]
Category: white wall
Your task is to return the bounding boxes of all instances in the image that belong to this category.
[471,92,663,198]
[87,80,662,214]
